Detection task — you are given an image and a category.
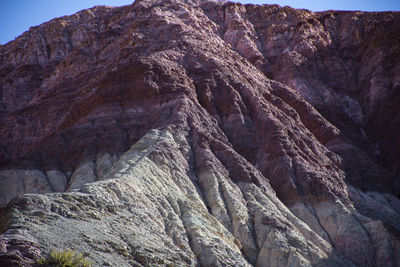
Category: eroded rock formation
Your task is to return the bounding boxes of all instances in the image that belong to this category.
[0,0,399,266]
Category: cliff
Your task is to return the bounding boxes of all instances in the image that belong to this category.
[0,0,400,266]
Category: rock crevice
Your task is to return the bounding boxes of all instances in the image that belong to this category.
[0,0,399,266]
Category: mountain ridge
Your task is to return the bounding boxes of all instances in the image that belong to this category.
[0,0,400,266]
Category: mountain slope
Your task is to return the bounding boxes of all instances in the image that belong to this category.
[0,0,399,266]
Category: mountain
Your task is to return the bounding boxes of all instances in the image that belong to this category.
[1,0,400,266]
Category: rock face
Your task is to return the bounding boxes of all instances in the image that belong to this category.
[0,0,400,266]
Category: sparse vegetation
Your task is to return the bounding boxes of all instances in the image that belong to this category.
[35,249,92,267]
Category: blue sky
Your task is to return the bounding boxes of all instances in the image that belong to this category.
[1,0,400,45]
[236,0,400,12]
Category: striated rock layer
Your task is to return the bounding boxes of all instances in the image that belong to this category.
[0,0,399,266]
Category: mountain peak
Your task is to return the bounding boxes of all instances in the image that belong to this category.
[0,1,399,266]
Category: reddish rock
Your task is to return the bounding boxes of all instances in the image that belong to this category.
[0,0,399,266]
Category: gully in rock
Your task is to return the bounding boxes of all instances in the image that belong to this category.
[0,0,399,266]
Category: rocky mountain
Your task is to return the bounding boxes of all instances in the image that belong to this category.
[0,0,400,266]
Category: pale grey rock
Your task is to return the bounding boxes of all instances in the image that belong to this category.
[0,129,352,266]
[0,170,53,206]
[312,201,373,266]
[95,153,114,180]
[0,1,399,266]
[67,161,97,191]
[198,168,232,229]
[46,170,67,192]
[363,220,400,266]
[290,201,333,244]
[240,183,350,267]
[289,189,400,267]
[348,186,400,233]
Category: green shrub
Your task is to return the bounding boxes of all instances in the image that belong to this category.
[35,249,92,267]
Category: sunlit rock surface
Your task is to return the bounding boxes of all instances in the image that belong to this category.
[0,0,399,266]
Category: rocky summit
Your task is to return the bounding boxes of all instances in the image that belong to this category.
[0,0,400,266]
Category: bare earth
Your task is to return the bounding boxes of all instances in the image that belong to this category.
[0,0,400,266]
